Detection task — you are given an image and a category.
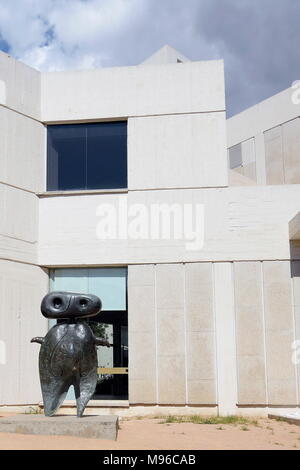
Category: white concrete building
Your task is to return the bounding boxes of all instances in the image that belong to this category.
[0,45,300,416]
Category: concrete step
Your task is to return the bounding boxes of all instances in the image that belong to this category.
[268,412,300,426]
[0,414,119,440]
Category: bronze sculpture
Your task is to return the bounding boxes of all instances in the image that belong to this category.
[31,291,109,417]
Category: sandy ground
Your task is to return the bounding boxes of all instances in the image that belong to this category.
[0,414,300,450]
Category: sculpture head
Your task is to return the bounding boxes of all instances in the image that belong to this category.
[41,291,102,319]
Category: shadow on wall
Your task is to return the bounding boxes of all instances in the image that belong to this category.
[290,241,300,276]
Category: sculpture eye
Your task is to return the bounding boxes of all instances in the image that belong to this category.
[53,297,63,309]
[79,298,88,308]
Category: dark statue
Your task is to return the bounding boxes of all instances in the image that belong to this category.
[31,291,109,417]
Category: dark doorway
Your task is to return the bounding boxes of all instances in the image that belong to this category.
[87,310,128,400]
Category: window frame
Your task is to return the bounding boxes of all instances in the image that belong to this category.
[46,121,128,192]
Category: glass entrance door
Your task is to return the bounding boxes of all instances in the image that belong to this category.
[50,267,128,400]
[89,311,128,399]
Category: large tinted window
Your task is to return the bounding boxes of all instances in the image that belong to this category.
[47,122,127,191]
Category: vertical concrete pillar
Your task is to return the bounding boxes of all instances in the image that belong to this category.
[214,262,238,415]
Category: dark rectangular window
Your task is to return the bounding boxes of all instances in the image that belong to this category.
[47,121,127,191]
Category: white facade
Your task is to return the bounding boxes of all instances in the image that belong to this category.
[0,47,300,415]
[0,53,49,405]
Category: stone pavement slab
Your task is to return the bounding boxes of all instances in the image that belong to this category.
[0,414,118,440]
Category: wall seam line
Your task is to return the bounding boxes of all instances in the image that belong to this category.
[0,181,36,195]
[0,103,41,123]
[154,264,159,405]
[183,263,188,405]
[43,109,226,125]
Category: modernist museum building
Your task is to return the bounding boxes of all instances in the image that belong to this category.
[1,45,300,417]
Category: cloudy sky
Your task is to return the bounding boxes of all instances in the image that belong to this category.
[0,0,299,117]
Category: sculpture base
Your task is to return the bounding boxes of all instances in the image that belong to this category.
[0,414,118,440]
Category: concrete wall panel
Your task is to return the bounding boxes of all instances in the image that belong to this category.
[214,262,237,415]
[0,51,40,119]
[128,265,157,404]
[41,60,225,122]
[290,260,300,405]
[227,86,300,186]
[128,112,227,190]
[0,184,38,243]
[234,262,266,404]
[282,118,300,184]
[0,261,48,405]
[185,263,216,404]
[0,107,45,192]
[39,184,300,266]
[227,86,299,149]
[128,263,217,405]
[0,184,38,264]
[156,264,186,404]
[263,261,297,405]
[264,126,284,185]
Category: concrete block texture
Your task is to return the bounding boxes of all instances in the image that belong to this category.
[227,86,300,149]
[0,261,48,405]
[227,88,300,187]
[263,261,297,405]
[229,139,257,184]
[290,262,300,405]
[185,263,216,404]
[0,415,119,440]
[39,184,300,266]
[282,118,300,184]
[128,263,217,406]
[0,183,38,264]
[128,112,227,190]
[234,262,267,404]
[0,107,45,192]
[214,263,237,415]
[128,265,157,404]
[156,264,185,404]
[41,60,225,121]
[2,258,296,409]
[0,51,40,119]
[264,125,284,185]
[0,184,38,242]
[264,119,300,186]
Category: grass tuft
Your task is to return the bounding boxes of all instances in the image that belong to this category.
[159,415,258,426]
[24,406,42,415]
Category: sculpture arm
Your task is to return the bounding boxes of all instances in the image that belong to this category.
[31,337,45,344]
[94,337,111,347]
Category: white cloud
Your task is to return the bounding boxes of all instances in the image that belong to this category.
[0,0,50,54]
[0,0,146,71]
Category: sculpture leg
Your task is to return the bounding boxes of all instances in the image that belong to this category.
[74,370,98,417]
[41,376,72,417]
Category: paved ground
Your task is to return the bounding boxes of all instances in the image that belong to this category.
[0,414,299,450]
